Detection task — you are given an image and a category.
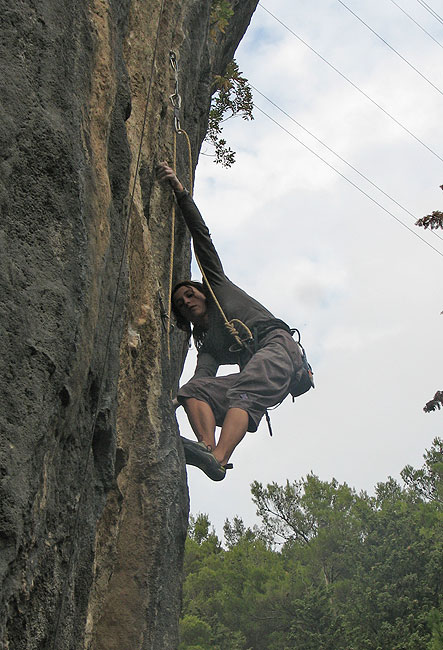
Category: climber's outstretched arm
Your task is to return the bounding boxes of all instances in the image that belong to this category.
[156,162,225,287]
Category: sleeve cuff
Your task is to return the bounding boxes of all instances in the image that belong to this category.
[174,188,190,201]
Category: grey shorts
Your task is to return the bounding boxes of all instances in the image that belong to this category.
[177,329,302,432]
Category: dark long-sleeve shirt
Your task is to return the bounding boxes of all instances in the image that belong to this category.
[176,190,276,378]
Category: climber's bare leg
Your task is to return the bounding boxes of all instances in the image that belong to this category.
[183,398,216,450]
[183,401,248,467]
[213,407,249,466]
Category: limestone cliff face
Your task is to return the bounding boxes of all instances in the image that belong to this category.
[0,1,258,648]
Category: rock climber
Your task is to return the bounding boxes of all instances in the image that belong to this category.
[157,162,313,481]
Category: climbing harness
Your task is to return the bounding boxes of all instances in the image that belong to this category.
[51,2,167,647]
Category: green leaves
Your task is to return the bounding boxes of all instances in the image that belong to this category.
[180,440,443,649]
[428,607,443,650]
[206,4,255,166]
[206,60,254,167]
[401,438,443,505]
[210,1,234,41]
[179,615,212,650]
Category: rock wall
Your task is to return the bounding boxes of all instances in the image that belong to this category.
[0,1,258,648]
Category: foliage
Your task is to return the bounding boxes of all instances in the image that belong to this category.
[179,614,212,650]
[415,184,443,231]
[424,391,443,414]
[204,3,255,166]
[180,440,443,649]
[416,211,443,230]
[210,0,234,40]
[205,60,254,167]
[401,437,443,505]
[428,607,443,650]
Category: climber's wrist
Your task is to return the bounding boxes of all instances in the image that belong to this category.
[171,179,184,192]
[174,186,189,199]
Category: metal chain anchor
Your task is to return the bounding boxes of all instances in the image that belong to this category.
[169,51,182,133]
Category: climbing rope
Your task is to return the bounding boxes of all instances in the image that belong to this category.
[51,1,166,647]
[167,52,253,356]
[195,260,254,351]
[166,51,194,358]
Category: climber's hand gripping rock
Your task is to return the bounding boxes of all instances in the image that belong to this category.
[156,161,184,192]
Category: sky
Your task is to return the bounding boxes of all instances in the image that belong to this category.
[176,0,443,539]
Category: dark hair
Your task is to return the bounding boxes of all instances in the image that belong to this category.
[171,280,210,348]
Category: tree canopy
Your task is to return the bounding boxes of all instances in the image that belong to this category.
[180,439,443,649]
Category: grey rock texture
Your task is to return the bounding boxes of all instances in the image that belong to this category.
[0,1,258,648]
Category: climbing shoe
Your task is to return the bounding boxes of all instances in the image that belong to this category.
[180,437,232,482]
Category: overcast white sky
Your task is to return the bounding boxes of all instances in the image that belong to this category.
[176,0,443,538]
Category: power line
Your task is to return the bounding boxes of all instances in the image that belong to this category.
[250,83,443,244]
[336,0,443,96]
[387,0,443,49]
[253,103,443,259]
[416,0,443,25]
[258,4,443,164]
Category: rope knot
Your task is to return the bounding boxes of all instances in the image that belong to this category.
[226,319,254,352]
[225,321,240,337]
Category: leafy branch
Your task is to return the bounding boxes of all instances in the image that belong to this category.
[205,60,254,167]
[205,2,255,166]
[209,0,234,40]
[415,185,443,231]
[424,391,443,413]
[415,210,443,230]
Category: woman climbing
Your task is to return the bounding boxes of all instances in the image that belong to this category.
[157,162,313,481]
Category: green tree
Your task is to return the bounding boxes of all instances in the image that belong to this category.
[428,607,443,650]
[401,437,443,504]
[181,515,290,649]
[340,475,442,649]
[251,474,371,586]
[179,614,212,650]
[181,442,443,649]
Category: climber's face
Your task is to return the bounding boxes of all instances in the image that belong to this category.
[173,284,208,326]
